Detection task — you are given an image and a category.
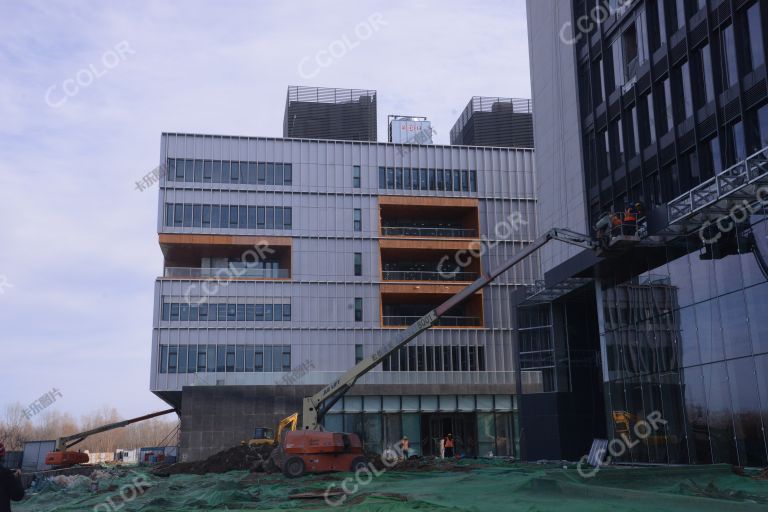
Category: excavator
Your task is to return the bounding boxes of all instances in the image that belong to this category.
[275,227,630,477]
[242,413,298,448]
[45,408,176,467]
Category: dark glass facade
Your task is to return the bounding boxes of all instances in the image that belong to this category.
[566,0,768,467]
[600,215,768,466]
[573,0,768,225]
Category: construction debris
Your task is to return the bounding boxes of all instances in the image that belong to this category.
[151,444,275,476]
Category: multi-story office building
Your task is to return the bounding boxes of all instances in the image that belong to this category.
[450,97,535,148]
[150,133,537,461]
[283,86,377,142]
[524,0,768,466]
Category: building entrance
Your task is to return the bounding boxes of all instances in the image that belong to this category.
[420,413,477,457]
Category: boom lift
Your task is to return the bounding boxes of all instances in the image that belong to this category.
[45,408,176,467]
[277,228,603,477]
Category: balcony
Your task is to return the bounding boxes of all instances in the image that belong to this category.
[381,247,481,283]
[379,196,479,239]
[159,234,292,280]
[381,291,483,328]
[382,270,478,282]
[381,226,477,238]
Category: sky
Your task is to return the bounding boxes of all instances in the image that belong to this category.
[0,0,531,421]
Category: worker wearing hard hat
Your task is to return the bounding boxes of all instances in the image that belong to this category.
[0,442,25,512]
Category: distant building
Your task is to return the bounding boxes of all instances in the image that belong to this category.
[450,97,534,148]
[283,85,377,141]
[388,115,434,144]
[150,131,536,462]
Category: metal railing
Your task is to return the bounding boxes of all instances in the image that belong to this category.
[382,315,482,327]
[164,267,290,279]
[381,226,478,238]
[382,270,478,282]
[667,146,768,225]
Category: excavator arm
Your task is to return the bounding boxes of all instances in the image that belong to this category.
[301,228,598,429]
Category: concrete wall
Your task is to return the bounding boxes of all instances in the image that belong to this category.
[526,0,589,273]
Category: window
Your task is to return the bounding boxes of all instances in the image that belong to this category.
[354,252,362,276]
[184,160,193,182]
[284,164,292,185]
[221,162,232,183]
[610,119,624,168]
[355,344,363,364]
[257,163,266,184]
[202,205,211,228]
[726,121,747,166]
[758,104,768,148]
[707,137,723,175]
[679,61,693,119]
[645,93,656,144]
[165,204,174,226]
[203,161,212,183]
[257,206,265,228]
[354,298,363,322]
[386,167,394,189]
[722,24,740,88]
[378,167,386,188]
[352,165,361,188]
[183,204,193,227]
[747,3,765,71]
[274,163,284,186]
[698,44,715,105]
[611,36,623,90]
[628,107,640,157]
[654,0,667,48]
[353,209,362,231]
[673,0,686,30]
[660,78,674,133]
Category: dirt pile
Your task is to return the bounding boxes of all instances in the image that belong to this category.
[152,444,275,476]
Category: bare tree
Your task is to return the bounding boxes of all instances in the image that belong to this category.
[0,404,179,454]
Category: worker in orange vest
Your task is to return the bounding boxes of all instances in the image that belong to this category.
[444,433,455,458]
[400,436,410,460]
[624,205,637,236]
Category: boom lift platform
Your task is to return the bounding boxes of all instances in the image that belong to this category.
[275,227,638,477]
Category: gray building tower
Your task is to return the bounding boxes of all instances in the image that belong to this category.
[283,86,377,142]
[450,97,535,148]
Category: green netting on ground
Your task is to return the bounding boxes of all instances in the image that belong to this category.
[16,461,768,512]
